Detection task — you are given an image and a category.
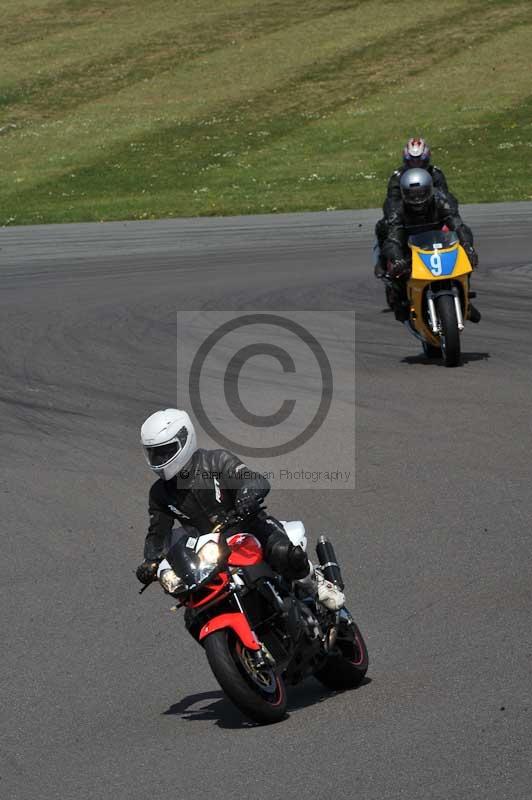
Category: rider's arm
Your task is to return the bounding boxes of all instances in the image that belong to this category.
[437,195,474,248]
[381,210,407,264]
[431,166,450,195]
[143,481,174,561]
[385,171,402,209]
[216,450,271,514]
[437,196,477,265]
[454,221,474,249]
[432,168,459,214]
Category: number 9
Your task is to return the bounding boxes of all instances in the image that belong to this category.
[430,244,443,276]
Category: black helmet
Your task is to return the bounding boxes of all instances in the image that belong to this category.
[400,168,433,211]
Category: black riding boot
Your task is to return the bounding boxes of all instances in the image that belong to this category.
[469,304,481,323]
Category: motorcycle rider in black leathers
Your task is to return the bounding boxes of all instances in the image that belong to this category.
[381,168,481,323]
[135,408,344,610]
[374,137,458,277]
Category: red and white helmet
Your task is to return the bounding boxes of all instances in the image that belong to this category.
[403,137,431,168]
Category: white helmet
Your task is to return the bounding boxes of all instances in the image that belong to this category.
[140,409,197,481]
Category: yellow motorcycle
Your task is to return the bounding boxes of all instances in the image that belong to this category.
[388,230,476,367]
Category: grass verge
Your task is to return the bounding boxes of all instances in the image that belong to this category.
[1,0,531,224]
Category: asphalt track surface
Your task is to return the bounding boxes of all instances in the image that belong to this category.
[2,203,532,800]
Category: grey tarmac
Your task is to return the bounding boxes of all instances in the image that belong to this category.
[1,202,531,800]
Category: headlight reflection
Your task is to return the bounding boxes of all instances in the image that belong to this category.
[159,568,183,594]
[198,541,220,564]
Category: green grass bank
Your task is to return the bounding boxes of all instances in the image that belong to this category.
[1,0,531,225]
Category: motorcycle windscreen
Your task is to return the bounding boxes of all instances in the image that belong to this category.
[166,535,221,590]
[409,230,460,276]
[408,230,459,250]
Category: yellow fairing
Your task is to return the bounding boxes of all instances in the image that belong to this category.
[407,243,472,346]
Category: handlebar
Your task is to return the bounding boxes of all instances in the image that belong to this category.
[212,514,241,534]
[212,505,266,535]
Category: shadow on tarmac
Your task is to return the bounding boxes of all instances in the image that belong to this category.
[401,351,490,367]
[163,677,371,729]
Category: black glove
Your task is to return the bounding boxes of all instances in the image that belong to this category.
[464,245,479,269]
[234,485,264,517]
[388,258,411,280]
[136,560,159,585]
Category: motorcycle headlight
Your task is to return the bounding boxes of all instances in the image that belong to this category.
[159,568,184,595]
[198,541,220,564]
[195,541,221,581]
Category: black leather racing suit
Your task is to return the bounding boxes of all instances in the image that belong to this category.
[143,448,308,578]
[381,191,474,265]
[375,165,457,250]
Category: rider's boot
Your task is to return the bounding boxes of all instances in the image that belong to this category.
[394,302,410,323]
[390,279,410,322]
[315,566,345,610]
[469,304,481,323]
[296,564,345,611]
[374,260,386,279]
[374,246,388,279]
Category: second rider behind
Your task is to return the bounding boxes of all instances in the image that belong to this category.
[135,408,344,611]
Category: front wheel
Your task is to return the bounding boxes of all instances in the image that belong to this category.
[314,614,368,690]
[204,630,287,724]
[436,294,461,367]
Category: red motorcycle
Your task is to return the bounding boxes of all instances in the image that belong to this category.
[152,512,368,724]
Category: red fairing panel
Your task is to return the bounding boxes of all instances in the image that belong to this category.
[186,572,230,609]
[199,612,261,651]
[227,533,263,566]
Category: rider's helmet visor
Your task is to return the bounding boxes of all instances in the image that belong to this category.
[145,426,189,467]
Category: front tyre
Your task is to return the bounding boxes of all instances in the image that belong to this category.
[315,614,368,690]
[204,630,287,724]
[436,294,461,367]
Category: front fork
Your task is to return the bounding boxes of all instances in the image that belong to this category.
[426,285,465,334]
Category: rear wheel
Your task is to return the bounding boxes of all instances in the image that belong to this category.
[315,614,368,690]
[204,630,287,724]
[436,294,461,367]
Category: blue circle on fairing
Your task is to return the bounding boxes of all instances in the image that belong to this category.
[419,248,458,276]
